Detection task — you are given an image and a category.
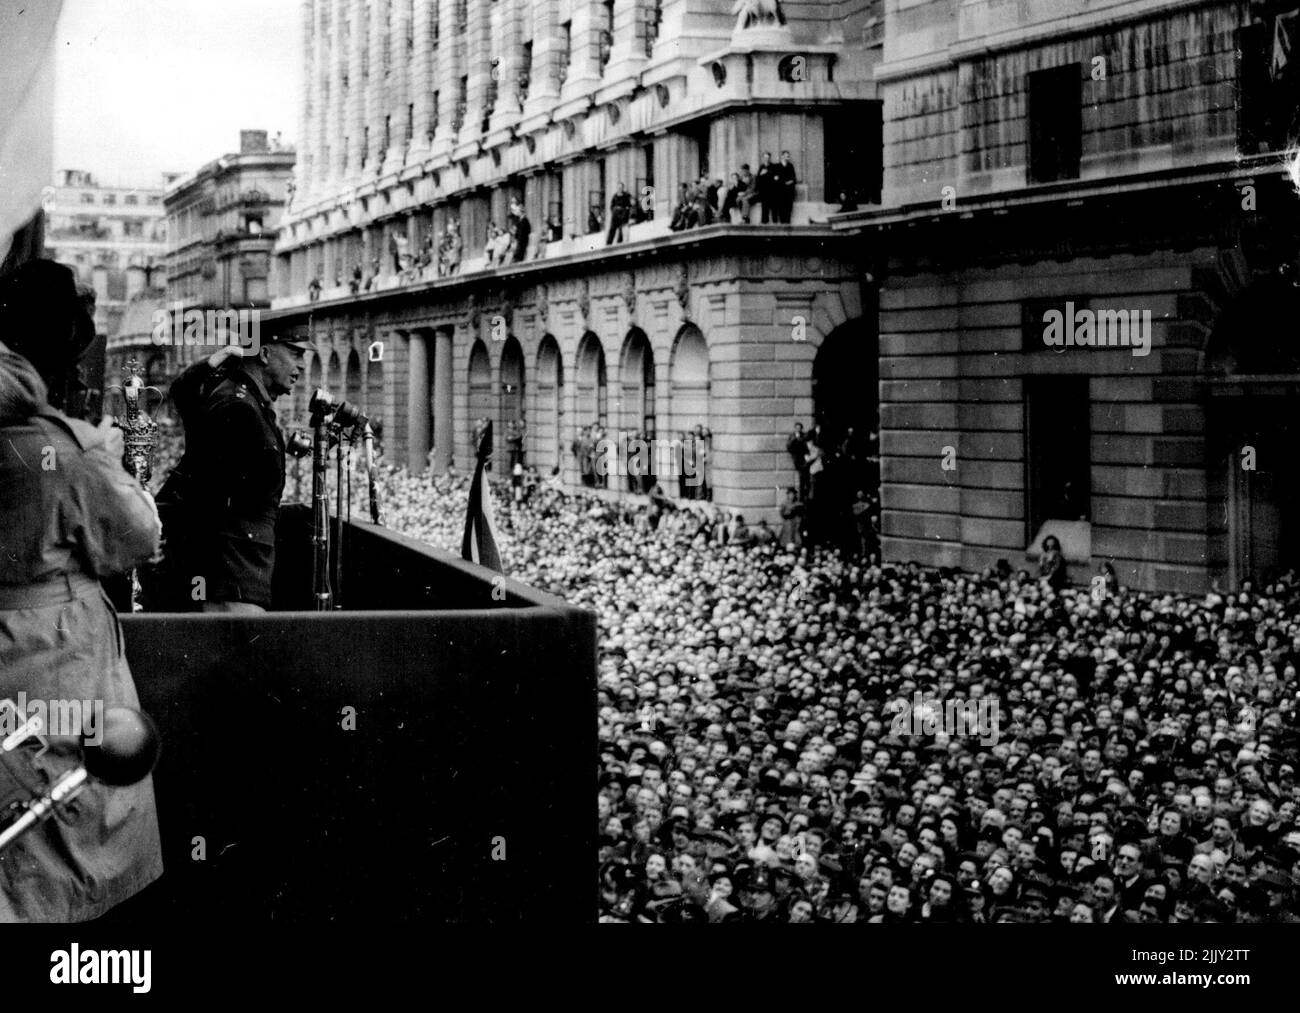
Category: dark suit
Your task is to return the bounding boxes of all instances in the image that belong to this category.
[756,162,778,222]
[154,361,286,609]
[607,190,634,244]
[774,160,798,223]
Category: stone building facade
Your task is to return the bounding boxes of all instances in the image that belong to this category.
[111,131,296,392]
[833,0,1300,592]
[43,169,169,341]
[268,0,882,522]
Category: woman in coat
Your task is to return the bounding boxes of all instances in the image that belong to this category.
[0,260,163,922]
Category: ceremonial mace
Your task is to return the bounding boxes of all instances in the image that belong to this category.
[105,358,163,612]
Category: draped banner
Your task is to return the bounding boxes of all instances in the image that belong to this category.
[0,1,64,268]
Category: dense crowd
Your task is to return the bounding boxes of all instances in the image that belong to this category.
[145,424,1300,924]
[334,461,1299,925]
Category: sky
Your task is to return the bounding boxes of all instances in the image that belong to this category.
[52,0,302,188]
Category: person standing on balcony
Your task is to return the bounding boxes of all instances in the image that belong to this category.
[510,198,532,262]
[756,152,778,223]
[607,182,633,244]
[774,150,799,224]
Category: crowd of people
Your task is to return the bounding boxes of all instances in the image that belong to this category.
[670,151,799,232]
[305,150,804,298]
[146,419,1300,925]
[785,420,881,558]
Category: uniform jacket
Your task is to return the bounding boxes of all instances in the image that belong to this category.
[0,344,163,922]
[156,360,286,608]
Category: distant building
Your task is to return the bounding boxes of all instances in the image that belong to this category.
[42,169,169,342]
[109,132,296,388]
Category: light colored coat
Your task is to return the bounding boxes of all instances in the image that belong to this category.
[0,344,162,921]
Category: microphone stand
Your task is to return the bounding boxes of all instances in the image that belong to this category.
[310,416,332,611]
[362,421,381,525]
[334,428,346,610]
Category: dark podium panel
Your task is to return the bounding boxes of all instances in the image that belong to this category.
[122,506,595,923]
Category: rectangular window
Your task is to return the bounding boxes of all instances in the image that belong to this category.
[588,162,606,233]
[1021,296,1090,351]
[519,41,532,103]
[638,142,655,220]
[559,21,572,84]
[646,0,662,57]
[431,91,440,136]
[1237,17,1300,155]
[124,194,139,205]
[406,103,414,143]
[362,125,369,167]
[1025,376,1091,535]
[547,169,564,239]
[825,103,882,205]
[455,76,468,132]
[102,193,116,205]
[599,0,614,73]
[1027,64,1082,184]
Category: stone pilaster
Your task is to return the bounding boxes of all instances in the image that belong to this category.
[385,0,411,172]
[431,0,458,155]
[464,0,492,141]
[345,0,365,185]
[365,0,385,170]
[410,0,434,157]
[522,0,561,123]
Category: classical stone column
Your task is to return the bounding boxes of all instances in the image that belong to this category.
[464,0,492,138]
[432,326,454,472]
[605,0,649,81]
[345,0,365,185]
[433,0,460,153]
[410,0,434,156]
[407,328,431,472]
[386,0,411,171]
[365,0,385,170]
[523,0,560,121]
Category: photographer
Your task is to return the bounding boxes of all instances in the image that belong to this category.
[0,260,162,921]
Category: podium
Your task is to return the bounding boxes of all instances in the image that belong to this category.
[121,505,595,923]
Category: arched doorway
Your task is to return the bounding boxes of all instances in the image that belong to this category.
[670,323,710,500]
[577,331,607,426]
[326,350,341,396]
[620,328,656,491]
[811,318,879,553]
[536,335,563,475]
[468,339,493,460]
[1205,273,1300,587]
[499,335,525,469]
[345,348,362,406]
[670,323,709,435]
[577,331,608,487]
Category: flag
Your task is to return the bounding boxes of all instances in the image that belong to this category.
[461,421,503,573]
[0,1,64,267]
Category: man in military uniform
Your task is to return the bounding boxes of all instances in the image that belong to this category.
[153,334,309,613]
